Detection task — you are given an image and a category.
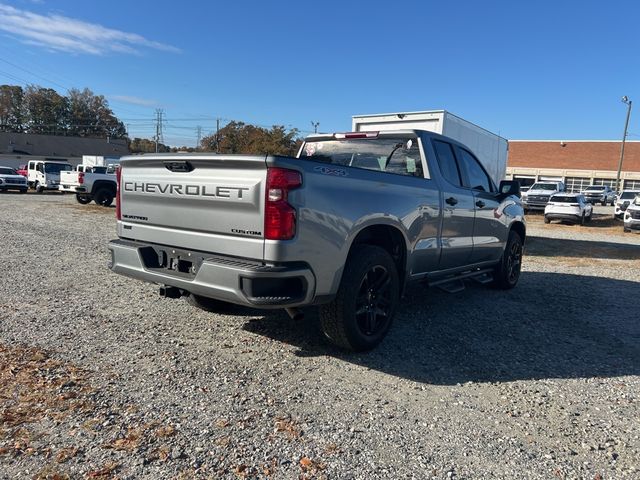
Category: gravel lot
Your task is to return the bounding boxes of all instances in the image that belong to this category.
[1,193,639,479]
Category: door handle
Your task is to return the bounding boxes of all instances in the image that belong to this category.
[445,197,458,206]
[476,200,485,208]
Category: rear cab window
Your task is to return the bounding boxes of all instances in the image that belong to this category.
[298,134,426,178]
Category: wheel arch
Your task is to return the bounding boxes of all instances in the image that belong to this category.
[345,223,409,293]
[510,220,526,245]
[91,180,116,195]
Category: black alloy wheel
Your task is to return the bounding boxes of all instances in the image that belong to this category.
[94,188,114,207]
[319,245,399,351]
[493,230,523,289]
[76,194,92,204]
[505,235,523,284]
[355,265,393,337]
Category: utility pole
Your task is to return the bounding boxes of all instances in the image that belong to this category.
[616,96,633,193]
[155,108,164,153]
[196,125,202,151]
[311,121,320,134]
[216,118,220,153]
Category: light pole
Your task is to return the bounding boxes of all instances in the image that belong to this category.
[615,96,632,193]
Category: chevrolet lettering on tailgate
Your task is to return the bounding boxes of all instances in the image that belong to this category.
[123,182,250,199]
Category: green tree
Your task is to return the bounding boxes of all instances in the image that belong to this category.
[0,85,24,132]
[22,85,70,135]
[129,137,170,153]
[201,121,301,156]
[68,88,126,138]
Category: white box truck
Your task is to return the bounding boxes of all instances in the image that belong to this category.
[352,110,508,184]
[82,155,120,171]
[82,155,106,167]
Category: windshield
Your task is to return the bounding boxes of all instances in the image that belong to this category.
[0,167,17,175]
[585,186,604,191]
[44,163,72,174]
[298,137,424,178]
[530,183,558,191]
[551,195,579,203]
[634,196,640,206]
[620,191,639,199]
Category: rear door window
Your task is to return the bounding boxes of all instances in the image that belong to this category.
[432,140,462,187]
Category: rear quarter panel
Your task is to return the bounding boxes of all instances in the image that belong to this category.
[265,156,441,296]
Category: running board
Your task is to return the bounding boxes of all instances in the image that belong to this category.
[430,268,494,293]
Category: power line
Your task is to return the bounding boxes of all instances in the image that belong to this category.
[0,56,69,91]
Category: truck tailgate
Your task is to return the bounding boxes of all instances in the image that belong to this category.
[118,155,267,260]
[60,170,79,186]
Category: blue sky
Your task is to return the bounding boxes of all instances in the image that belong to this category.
[0,0,638,146]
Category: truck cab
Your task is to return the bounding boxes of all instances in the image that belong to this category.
[27,160,73,193]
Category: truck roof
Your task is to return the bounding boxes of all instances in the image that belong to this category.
[304,129,440,142]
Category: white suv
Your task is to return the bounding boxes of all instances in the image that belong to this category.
[615,190,640,219]
[623,195,640,232]
[544,193,593,225]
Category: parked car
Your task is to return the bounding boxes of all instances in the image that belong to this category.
[16,164,28,177]
[623,195,640,232]
[108,129,526,352]
[521,181,565,211]
[614,190,640,219]
[544,193,593,225]
[27,160,73,192]
[0,166,28,193]
[59,164,117,206]
[581,185,616,205]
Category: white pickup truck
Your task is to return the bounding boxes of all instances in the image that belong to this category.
[59,164,117,206]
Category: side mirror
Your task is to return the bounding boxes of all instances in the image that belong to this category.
[499,180,521,198]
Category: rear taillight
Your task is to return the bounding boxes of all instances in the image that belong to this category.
[115,166,122,220]
[264,167,302,240]
[78,172,84,185]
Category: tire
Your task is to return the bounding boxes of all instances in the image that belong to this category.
[492,230,523,290]
[601,199,606,206]
[186,294,231,312]
[319,245,400,352]
[587,211,593,222]
[20,189,27,194]
[580,213,586,226]
[75,193,92,204]
[623,227,631,233]
[93,188,114,207]
[543,216,550,224]
[35,181,43,193]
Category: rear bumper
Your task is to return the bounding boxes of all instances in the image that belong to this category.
[522,201,547,210]
[59,184,84,193]
[545,213,581,222]
[624,218,640,230]
[108,239,316,308]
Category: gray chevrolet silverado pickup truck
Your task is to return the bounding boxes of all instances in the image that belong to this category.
[108,130,525,351]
